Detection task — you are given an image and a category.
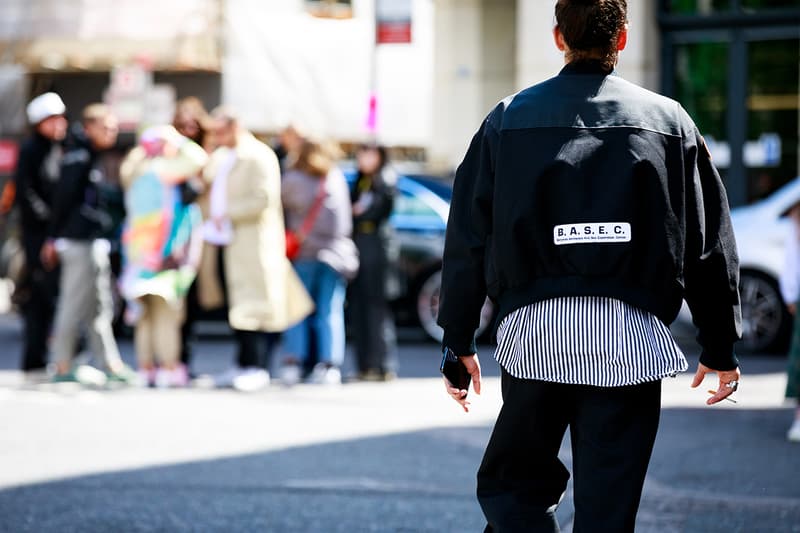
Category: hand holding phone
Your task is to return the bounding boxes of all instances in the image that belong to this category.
[440,348,471,394]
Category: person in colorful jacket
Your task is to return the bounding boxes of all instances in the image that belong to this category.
[119,125,208,387]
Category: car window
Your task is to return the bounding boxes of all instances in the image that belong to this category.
[394,189,439,218]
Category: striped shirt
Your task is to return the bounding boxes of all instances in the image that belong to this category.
[494,297,688,387]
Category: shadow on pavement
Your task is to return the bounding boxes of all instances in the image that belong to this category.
[0,406,798,532]
[0,425,494,533]
[639,405,800,532]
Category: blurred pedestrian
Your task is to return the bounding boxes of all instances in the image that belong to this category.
[173,97,211,152]
[42,104,136,385]
[204,107,312,391]
[349,144,397,381]
[274,125,306,172]
[779,203,800,442]
[118,126,208,387]
[171,97,213,373]
[13,93,68,373]
[280,140,358,386]
[438,1,741,530]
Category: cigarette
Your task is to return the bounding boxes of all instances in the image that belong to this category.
[707,390,737,403]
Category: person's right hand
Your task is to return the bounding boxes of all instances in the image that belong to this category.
[789,303,796,315]
[443,354,482,413]
[40,240,58,271]
[691,363,741,405]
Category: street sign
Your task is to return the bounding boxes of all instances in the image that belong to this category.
[376,0,412,44]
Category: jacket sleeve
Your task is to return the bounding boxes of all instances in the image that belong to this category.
[226,155,275,225]
[119,146,147,190]
[14,144,51,223]
[682,115,742,371]
[48,149,90,238]
[437,117,498,356]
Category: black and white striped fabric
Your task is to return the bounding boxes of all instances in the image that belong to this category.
[494,297,688,387]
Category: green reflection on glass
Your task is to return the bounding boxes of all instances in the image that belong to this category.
[742,0,800,9]
[667,0,732,14]
[746,38,799,198]
[674,42,728,138]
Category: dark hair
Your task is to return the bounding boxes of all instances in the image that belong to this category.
[357,144,388,172]
[173,97,209,145]
[555,0,627,71]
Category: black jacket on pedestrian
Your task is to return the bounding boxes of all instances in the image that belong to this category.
[48,124,122,241]
[438,61,742,371]
[351,167,396,242]
[14,132,62,242]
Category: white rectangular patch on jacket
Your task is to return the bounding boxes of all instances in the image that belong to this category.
[553,223,631,245]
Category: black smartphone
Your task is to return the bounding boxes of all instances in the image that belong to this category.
[440,348,471,393]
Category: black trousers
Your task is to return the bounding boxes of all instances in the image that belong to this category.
[180,278,199,367]
[350,232,396,374]
[19,236,58,371]
[234,330,280,369]
[478,370,661,533]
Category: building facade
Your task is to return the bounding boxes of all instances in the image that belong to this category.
[433,0,799,207]
[0,0,796,207]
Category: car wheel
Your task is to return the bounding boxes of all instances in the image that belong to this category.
[739,270,790,353]
[416,269,494,343]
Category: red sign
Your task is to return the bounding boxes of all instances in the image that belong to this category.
[0,140,19,174]
[377,21,412,44]
[376,0,412,44]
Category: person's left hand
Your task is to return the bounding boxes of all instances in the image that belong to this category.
[691,363,741,405]
[443,354,482,413]
[40,240,58,271]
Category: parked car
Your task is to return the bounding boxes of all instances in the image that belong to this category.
[719,177,800,352]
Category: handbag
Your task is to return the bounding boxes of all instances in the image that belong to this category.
[286,178,327,260]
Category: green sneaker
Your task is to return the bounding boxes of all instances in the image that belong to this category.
[51,370,79,383]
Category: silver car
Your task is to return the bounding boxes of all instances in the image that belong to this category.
[726,177,800,352]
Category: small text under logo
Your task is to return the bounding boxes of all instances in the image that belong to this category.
[553,223,631,245]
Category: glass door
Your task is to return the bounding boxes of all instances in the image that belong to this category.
[673,40,731,183]
[745,37,800,199]
[664,27,800,206]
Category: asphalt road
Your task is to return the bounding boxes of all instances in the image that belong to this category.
[0,312,797,533]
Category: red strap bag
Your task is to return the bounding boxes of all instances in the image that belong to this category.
[286,179,326,260]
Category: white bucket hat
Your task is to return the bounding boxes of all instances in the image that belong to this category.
[26,92,66,125]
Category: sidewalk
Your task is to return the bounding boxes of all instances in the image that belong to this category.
[0,312,797,532]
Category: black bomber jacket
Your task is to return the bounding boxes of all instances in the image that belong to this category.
[437,61,742,371]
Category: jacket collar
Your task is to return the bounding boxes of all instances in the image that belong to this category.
[559,60,615,76]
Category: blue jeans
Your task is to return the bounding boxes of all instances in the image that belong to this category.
[283,260,346,367]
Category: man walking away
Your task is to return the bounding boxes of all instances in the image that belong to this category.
[42,104,135,385]
[438,1,742,531]
[14,93,67,374]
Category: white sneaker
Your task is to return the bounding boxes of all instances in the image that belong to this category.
[232,367,270,392]
[212,366,244,388]
[308,364,341,385]
[788,419,800,442]
[74,365,108,387]
[279,363,302,387]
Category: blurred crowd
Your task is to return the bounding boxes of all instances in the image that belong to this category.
[5,91,400,390]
